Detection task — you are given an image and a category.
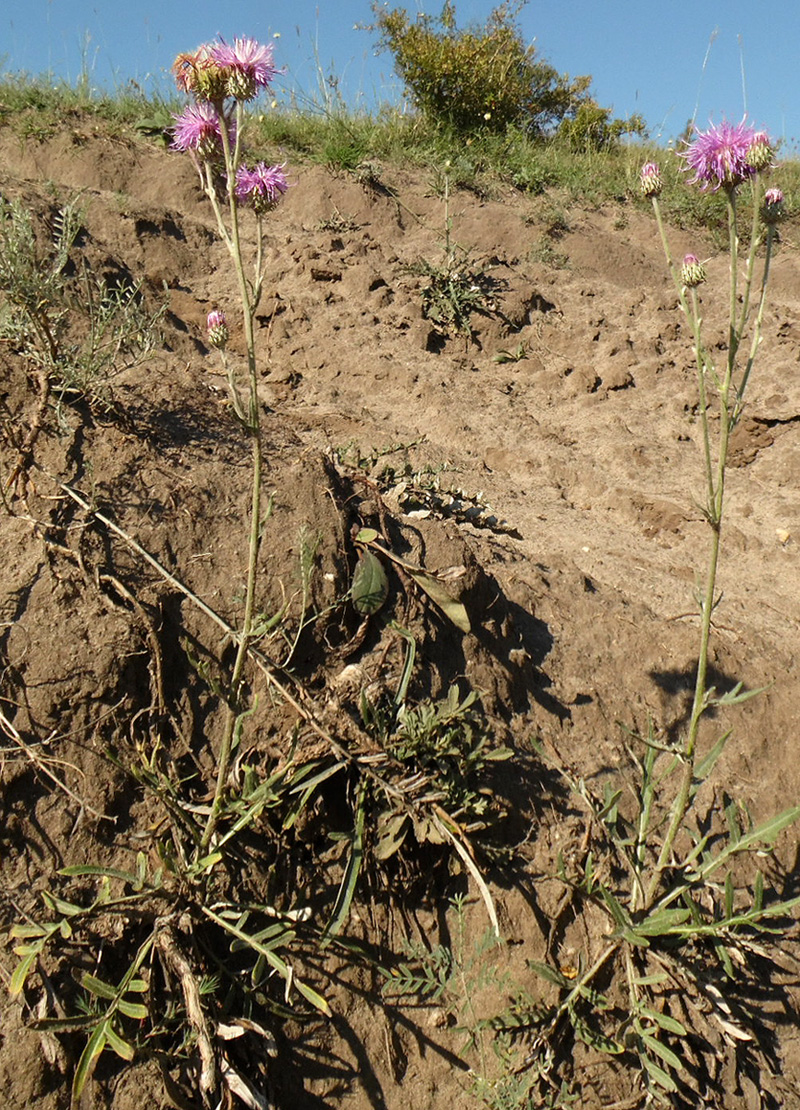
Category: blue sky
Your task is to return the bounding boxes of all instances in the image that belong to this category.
[3,1,799,147]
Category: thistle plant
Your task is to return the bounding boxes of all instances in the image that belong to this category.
[526,121,800,1104]
[641,119,787,893]
[170,36,289,849]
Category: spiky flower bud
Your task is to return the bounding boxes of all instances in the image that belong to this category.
[761,187,784,225]
[640,162,663,197]
[207,309,229,350]
[746,131,774,172]
[681,253,707,288]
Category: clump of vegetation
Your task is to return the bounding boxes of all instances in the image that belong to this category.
[370,0,592,137]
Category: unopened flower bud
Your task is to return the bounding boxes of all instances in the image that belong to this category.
[681,253,706,288]
[640,162,662,197]
[207,309,229,349]
[746,131,773,172]
[761,186,784,224]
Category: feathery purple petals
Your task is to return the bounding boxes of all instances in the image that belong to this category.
[681,119,758,191]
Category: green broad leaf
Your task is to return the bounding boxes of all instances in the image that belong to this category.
[622,929,650,949]
[105,1023,135,1061]
[352,550,389,615]
[59,919,73,940]
[72,1019,109,1104]
[642,1032,683,1073]
[374,812,410,861]
[408,569,471,633]
[125,978,149,993]
[355,527,379,543]
[639,1007,687,1037]
[294,978,332,1017]
[41,891,85,917]
[194,850,223,873]
[642,1051,678,1092]
[117,999,148,1020]
[9,950,38,997]
[634,908,692,937]
[633,973,668,988]
[80,972,119,1001]
[9,923,48,939]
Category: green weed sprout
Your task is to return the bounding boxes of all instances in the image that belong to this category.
[170,38,288,850]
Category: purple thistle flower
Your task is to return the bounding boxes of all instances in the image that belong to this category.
[680,253,706,288]
[747,130,774,172]
[235,162,289,213]
[761,187,785,225]
[640,162,662,197]
[681,118,758,192]
[171,102,235,158]
[207,309,229,350]
[211,37,277,100]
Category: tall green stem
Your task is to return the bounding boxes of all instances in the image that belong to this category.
[201,103,264,851]
[646,183,770,901]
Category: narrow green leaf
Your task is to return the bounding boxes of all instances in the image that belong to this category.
[642,1033,683,1073]
[125,978,148,994]
[80,972,118,1001]
[408,569,470,633]
[639,1007,687,1036]
[725,872,734,919]
[323,785,366,942]
[692,729,732,792]
[105,1023,135,1061]
[642,1051,678,1092]
[599,886,630,929]
[72,1020,109,1104]
[9,950,38,997]
[352,550,389,615]
[754,870,764,912]
[60,864,140,884]
[724,799,742,847]
[117,999,148,1020]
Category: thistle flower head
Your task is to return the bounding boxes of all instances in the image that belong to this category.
[761,186,785,225]
[211,37,277,101]
[172,44,229,102]
[640,162,662,197]
[171,101,235,159]
[207,309,229,350]
[746,130,774,172]
[235,162,289,213]
[681,253,707,288]
[681,118,758,191]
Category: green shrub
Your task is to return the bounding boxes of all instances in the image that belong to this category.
[370,0,591,137]
[557,97,646,152]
